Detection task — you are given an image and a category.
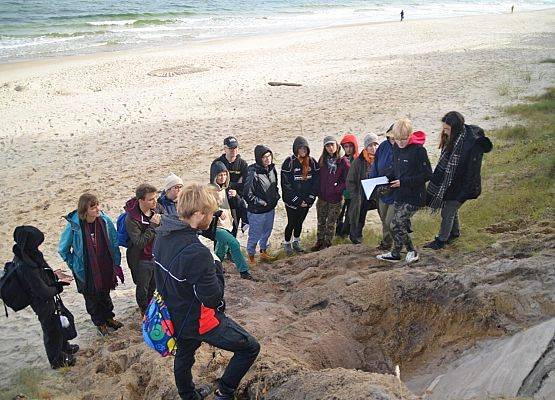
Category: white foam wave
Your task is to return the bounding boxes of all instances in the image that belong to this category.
[86,20,137,26]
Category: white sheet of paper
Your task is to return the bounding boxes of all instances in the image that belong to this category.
[361,176,389,200]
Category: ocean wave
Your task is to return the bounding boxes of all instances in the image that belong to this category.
[86,20,138,26]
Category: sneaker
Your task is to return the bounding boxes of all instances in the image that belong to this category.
[63,343,80,354]
[310,241,325,252]
[377,241,392,251]
[240,271,254,280]
[214,389,234,400]
[447,233,460,244]
[376,252,402,263]
[405,251,419,263]
[259,250,277,262]
[247,254,256,266]
[423,238,445,250]
[51,353,76,369]
[97,324,109,336]
[292,240,304,253]
[349,235,362,245]
[193,384,213,399]
[284,242,294,256]
[106,318,123,330]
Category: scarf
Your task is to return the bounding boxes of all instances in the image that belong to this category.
[361,149,375,166]
[326,155,338,174]
[298,155,310,180]
[83,218,116,292]
[427,125,468,210]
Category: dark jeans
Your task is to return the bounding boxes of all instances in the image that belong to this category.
[83,291,115,326]
[284,206,310,241]
[438,200,462,241]
[31,298,67,366]
[130,259,156,313]
[351,194,374,239]
[336,199,351,237]
[175,317,260,400]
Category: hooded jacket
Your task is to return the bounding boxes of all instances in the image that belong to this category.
[124,198,161,269]
[210,161,235,232]
[340,134,360,163]
[369,138,395,204]
[391,131,433,207]
[157,191,177,216]
[318,145,350,204]
[346,151,376,225]
[281,136,320,209]
[244,145,280,214]
[59,210,121,286]
[431,125,493,202]
[211,153,249,194]
[153,214,225,338]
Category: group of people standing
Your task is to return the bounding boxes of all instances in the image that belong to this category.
[7,111,491,400]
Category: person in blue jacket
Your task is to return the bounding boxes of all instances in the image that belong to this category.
[59,193,124,336]
[369,124,396,250]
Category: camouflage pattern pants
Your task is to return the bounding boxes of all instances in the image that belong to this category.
[316,198,343,244]
[391,202,420,257]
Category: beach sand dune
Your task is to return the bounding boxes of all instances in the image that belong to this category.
[0,9,553,385]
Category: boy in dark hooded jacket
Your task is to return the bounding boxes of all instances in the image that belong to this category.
[281,136,319,255]
[377,118,432,264]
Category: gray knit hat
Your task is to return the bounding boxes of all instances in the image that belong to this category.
[323,135,337,146]
[164,173,183,191]
[364,133,380,148]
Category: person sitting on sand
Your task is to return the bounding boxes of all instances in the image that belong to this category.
[15,225,79,369]
[376,118,432,264]
[336,133,359,238]
[424,111,492,250]
[244,144,280,264]
[158,173,184,216]
[209,161,253,280]
[153,183,260,400]
[312,135,350,251]
[346,133,380,244]
[59,193,124,336]
[281,136,320,256]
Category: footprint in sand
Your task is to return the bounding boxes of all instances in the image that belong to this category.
[147,65,209,77]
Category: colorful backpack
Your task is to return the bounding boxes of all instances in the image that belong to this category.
[116,212,130,247]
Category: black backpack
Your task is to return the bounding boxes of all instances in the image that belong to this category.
[0,261,31,317]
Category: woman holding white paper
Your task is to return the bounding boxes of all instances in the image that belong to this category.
[346,133,380,244]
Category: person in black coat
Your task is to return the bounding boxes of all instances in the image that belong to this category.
[13,226,78,369]
[281,136,319,255]
[425,111,493,250]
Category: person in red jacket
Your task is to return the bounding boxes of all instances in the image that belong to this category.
[336,133,359,237]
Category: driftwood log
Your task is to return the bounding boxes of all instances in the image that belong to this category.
[268,81,302,87]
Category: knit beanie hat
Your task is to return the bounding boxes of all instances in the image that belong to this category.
[364,133,379,148]
[164,173,183,191]
[323,135,337,146]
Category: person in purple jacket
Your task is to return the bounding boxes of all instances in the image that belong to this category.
[311,135,350,251]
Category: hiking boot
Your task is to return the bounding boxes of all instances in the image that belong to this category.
[63,343,80,354]
[97,324,109,337]
[193,384,213,399]
[214,388,235,400]
[377,241,392,251]
[376,252,402,263]
[106,318,123,330]
[310,241,325,252]
[447,233,460,244]
[259,250,277,262]
[247,254,256,266]
[423,238,446,250]
[292,240,305,253]
[51,353,76,369]
[240,271,254,280]
[284,242,294,256]
[405,251,419,264]
[349,235,362,245]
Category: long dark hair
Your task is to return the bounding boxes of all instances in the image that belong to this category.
[318,142,342,167]
[439,111,465,152]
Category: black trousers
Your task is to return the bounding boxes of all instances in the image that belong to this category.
[130,259,156,313]
[83,291,115,326]
[284,206,310,241]
[336,199,351,236]
[31,298,67,366]
[174,317,260,400]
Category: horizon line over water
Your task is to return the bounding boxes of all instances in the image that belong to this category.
[1,0,553,63]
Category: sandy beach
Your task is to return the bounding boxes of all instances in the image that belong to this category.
[0,9,554,386]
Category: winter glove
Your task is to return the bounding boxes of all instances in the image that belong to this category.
[114,265,124,284]
[54,282,65,294]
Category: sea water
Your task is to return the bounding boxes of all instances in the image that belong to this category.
[0,0,553,62]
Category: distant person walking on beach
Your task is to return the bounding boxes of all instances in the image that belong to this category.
[153,183,260,400]
[424,112,492,250]
[511,5,514,13]
[124,184,162,314]
[244,145,280,264]
[281,136,320,255]
[376,118,432,264]
[336,133,359,238]
[400,10,404,21]
[157,173,183,216]
[212,136,249,236]
[312,136,350,251]
[59,193,124,336]
[14,226,79,369]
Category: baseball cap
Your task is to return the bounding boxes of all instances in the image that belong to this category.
[224,136,238,148]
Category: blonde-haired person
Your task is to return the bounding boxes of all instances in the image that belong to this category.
[153,183,260,400]
[59,193,124,336]
[376,118,432,264]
